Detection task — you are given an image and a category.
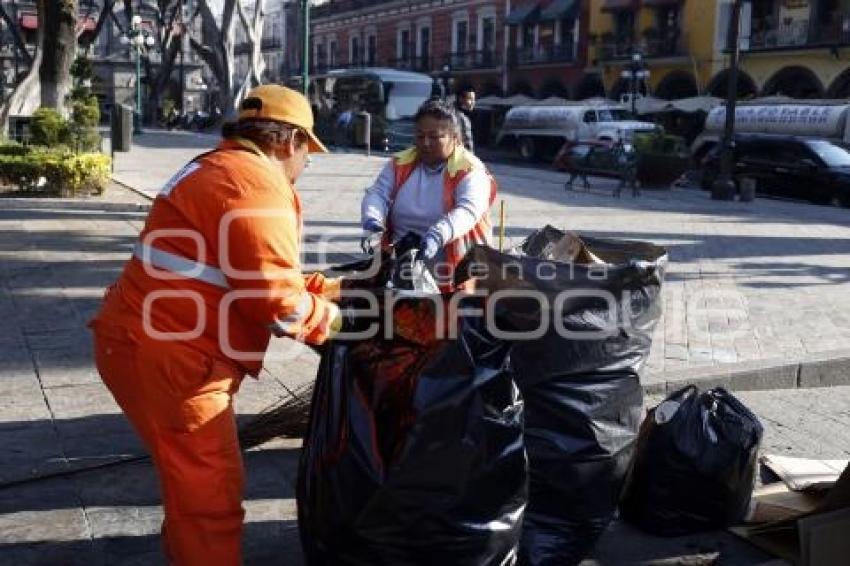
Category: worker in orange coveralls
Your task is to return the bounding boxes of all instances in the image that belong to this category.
[89,85,344,565]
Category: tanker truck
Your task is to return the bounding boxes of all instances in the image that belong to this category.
[691,102,850,160]
[496,101,659,162]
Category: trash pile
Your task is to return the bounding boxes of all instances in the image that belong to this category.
[294,227,848,565]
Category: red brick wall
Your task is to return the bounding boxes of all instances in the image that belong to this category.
[311,0,593,98]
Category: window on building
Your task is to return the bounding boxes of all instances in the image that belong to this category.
[481,16,496,52]
[351,36,360,65]
[329,40,337,66]
[614,10,635,44]
[400,29,411,60]
[454,20,468,54]
[367,34,377,65]
[419,26,431,63]
[522,23,535,49]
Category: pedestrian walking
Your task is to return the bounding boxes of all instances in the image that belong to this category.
[454,86,476,152]
[89,85,344,565]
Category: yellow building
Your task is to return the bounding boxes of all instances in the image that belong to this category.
[587,0,850,101]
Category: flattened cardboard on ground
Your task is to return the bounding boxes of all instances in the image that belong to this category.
[761,454,849,491]
[731,462,850,565]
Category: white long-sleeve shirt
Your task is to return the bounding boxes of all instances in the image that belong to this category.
[360,159,492,247]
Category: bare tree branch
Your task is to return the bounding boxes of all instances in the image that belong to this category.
[0,0,44,131]
[0,4,34,67]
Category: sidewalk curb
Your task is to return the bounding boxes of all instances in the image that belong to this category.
[1,196,150,213]
[110,176,155,203]
[643,348,850,395]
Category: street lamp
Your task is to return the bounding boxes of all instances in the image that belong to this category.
[120,15,156,134]
[621,51,649,116]
[439,64,453,100]
[712,0,746,201]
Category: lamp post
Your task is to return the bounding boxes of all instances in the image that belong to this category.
[301,0,310,96]
[440,64,452,100]
[120,15,156,134]
[621,51,649,116]
[712,0,746,201]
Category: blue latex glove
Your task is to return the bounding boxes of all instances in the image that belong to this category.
[421,234,441,260]
[362,219,383,233]
[360,219,384,255]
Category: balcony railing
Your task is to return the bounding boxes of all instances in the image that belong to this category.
[445,50,500,70]
[388,55,432,72]
[594,38,634,61]
[509,43,575,67]
[747,14,850,51]
[642,31,688,58]
[313,0,393,19]
[749,18,810,50]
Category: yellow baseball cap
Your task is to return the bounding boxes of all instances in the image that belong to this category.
[237,84,328,153]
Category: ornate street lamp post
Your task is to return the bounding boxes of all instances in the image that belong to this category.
[621,51,649,116]
[120,15,156,134]
[712,0,746,201]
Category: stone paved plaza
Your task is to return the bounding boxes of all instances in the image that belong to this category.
[1,130,849,564]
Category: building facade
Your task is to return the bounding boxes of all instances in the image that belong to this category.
[302,0,850,102]
[306,0,594,98]
[588,0,850,102]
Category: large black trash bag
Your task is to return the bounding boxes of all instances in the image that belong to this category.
[297,295,528,565]
[621,385,764,536]
[459,226,667,566]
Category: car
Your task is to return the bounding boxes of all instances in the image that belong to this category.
[700,134,850,207]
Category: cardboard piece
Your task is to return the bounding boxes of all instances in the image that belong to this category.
[761,454,849,491]
[731,462,850,564]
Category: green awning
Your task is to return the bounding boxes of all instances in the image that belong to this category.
[540,0,578,21]
[506,2,541,25]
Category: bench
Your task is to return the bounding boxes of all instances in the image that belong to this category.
[553,141,640,198]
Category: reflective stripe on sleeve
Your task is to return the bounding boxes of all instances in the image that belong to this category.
[133,242,230,289]
[268,292,313,335]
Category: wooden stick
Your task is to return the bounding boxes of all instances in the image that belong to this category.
[499,199,506,252]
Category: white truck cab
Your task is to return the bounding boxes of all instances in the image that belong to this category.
[497,101,659,161]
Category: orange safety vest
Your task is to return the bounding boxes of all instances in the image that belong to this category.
[91,138,340,376]
[388,146,497,290]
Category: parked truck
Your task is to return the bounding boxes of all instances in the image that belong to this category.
[496,101,658,161]
[691,102,850,160]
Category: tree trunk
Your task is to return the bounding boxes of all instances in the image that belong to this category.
[0,2,44,133]
[191,0,235,117]
[40,0,77,115]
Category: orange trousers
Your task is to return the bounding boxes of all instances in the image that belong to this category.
[92,319,246,566]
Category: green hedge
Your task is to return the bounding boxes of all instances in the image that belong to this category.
[0,144,111,196]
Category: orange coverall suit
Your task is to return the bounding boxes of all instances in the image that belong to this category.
[89,139,340,565]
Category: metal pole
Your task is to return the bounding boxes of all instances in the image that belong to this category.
[631,64,637,115]
[301,0,309,96]
[179,0,185,113]
[712,0,743,201]
[499,200,506,252]
[135,43,143,134]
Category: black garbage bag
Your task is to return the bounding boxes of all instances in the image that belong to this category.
[620,385,764,535]
[296,294,527,565]
[459,226,667,566]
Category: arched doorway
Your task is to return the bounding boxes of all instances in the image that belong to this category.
[707,69,758,99]
[480,81,502,97]
[608,76,648,103]
[573,74,606,100]
[509,80,534,96]
[654,70,698,100]
[761,66,824,98]
[539,78,570,99]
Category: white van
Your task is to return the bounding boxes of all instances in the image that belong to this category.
[497,101,658,161]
